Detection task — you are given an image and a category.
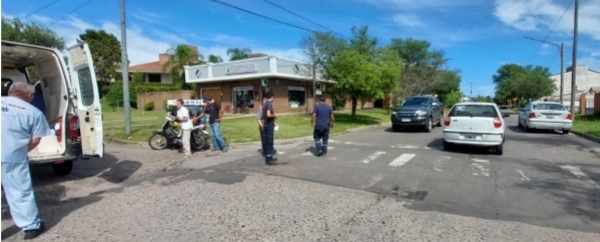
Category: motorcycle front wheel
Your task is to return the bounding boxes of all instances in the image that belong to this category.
[148,133,168,150]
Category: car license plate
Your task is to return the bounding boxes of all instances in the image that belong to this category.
[464,134,475,140]
[547,115,554,119]
[401,118,410,122]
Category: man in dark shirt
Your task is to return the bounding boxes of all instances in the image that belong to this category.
[262,92,284,165]
[311,95,335,157]
[204,96,228,153]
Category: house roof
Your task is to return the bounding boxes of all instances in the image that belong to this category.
[116,61,170,73]
[590,86,600,93]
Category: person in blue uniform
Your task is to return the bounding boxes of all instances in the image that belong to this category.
[311,95,335,157]
[1,82,50,240]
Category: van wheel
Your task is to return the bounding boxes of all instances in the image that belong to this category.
[53,160,74,176]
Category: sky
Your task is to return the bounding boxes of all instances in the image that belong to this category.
[2,0,600,97]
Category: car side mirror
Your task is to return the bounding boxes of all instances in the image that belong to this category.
[432,103,439,107]
[502,113,510,118]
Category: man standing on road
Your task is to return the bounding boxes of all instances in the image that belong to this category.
[204,96,228,153]
[1,82,50,240]
[257,98,277,157]
[311,95,335,157]
[174,99,192,158]
[262,92,287,165]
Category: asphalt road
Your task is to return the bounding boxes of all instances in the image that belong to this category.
[220,113,600,233]
[2,113,599,241]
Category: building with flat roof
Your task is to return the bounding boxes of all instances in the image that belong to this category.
[184,55,349,114]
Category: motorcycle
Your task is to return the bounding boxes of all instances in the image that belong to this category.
[148,113,210,151]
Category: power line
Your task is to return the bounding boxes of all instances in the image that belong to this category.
[547,52,559,69]
[208,0,312,33]
[525,0,573,64]
[46,0,95,27]
[261,0,348,39]
[22,0,61,19]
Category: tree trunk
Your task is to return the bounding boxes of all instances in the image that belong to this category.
[351,96,358,121]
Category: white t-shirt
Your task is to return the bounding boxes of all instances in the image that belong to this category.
[177,107,192,130]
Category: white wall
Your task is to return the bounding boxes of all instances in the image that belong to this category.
[550,65,600,100]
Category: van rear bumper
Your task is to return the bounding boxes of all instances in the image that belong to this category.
[28,142,81,165]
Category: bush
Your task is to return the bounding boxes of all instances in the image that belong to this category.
[166,105,174,111]
[443,91,460,108]
[144,101,154,111]
[106,82,181,108]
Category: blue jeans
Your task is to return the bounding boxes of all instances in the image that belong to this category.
[313,125,330,154]
[259,126,276,156]
[210,122,227,150]
[1,162,42,230]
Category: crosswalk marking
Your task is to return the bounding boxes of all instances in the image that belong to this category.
[433,156,451,171]
[388,154,416,167]
[560,165,600,188]
[345,141,374,146]
[301,147,335,156]
[361,151,387,163]
[518,170,530,181]
[391,144,419,149]
[328,140,341,143]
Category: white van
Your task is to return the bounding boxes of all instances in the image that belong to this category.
[2,40,103,176]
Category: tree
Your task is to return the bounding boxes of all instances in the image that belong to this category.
[208,54,223,63]
[162,44,204,89]
[1,17,65,50]
[389,38,453,98]
[304,26,401,121]
[429,69,461,103]
[493,63,555,105]
[79,29,121,85]
[227,47,251,61]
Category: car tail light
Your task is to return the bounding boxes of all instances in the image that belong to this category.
[528,113,536,119]
[68,116,79,139]
[566,113,573,120]
[444,116,451,126]
[493,117,502,128]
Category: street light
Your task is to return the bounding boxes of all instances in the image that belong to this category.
[524,36,564,104]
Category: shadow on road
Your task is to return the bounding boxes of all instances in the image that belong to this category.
[506,125,563,135]
[384,127,430,133]
[425,138,497,155]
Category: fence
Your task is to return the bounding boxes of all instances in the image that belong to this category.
[137,91,196,111]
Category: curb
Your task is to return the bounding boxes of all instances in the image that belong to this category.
[570,130,600,144]
[103,122,392,149]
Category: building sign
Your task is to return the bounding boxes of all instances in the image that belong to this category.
[166,99,205,106]
[233,86,254,91]
[288,86,305,91]
[226,62,257,75]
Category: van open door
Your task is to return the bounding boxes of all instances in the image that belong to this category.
[67,42,103,158]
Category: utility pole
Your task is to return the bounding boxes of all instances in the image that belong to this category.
[570,0,579,114]
[524,36,564,104]
[120,0,131,135]
[311,30,317,108]
[470,82,473,100]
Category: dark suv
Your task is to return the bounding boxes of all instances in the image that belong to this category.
[391,95,444,132]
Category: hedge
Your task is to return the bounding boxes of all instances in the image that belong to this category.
[106,82,181,108]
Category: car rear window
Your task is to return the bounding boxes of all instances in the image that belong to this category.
[449,104,499,118]
[532,103,566,111]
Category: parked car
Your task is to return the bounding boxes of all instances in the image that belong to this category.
[391,95,444,132]
[2,40,103,176]
[442,102,509,155]
[518,101,573,134]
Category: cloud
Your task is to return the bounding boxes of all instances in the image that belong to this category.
[360,0,479,10]
[7,12,306,65]
[494,0,600,41]
[392,14,427,28]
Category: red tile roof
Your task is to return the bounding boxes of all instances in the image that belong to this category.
[116,61,169,73]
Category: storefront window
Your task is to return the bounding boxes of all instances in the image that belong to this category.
[233,86,254,109]
[288,86,305,108]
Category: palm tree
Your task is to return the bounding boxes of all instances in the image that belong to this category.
[208,54,223,63]
[162,44,204,88]
[227,47,252,61]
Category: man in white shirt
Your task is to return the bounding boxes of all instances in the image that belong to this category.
[174,99,192,158]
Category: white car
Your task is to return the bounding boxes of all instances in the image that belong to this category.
[518,101,573,134]
[442,102,509,155]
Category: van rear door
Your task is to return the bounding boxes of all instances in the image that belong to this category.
[66,42,103,158]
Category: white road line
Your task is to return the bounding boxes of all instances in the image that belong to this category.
[432,156,451,171]
[471,163,490,177]
[518,169,530,181]
[391,145,419,149]
[277,151,286,155]
[472,159,489,163]
[328,140,341,143]
[424,147,431,150]
[560,165,600,188]
[361,151,387,164]
[345,141,374,146]
[327,147,334,150]
[388,154,416,167]
[302,151,312,156]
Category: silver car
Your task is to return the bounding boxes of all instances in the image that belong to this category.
[518,101,573,134]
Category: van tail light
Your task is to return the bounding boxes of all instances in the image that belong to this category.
[493,117,502,128]
[68,116,79,139]
[444,116,451,126]
[528,113,536,119]
[56,122,62,142]
[566,113,573,120]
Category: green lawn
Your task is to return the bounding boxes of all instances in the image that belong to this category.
[573,114,600,138]
[102,100,393,144]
